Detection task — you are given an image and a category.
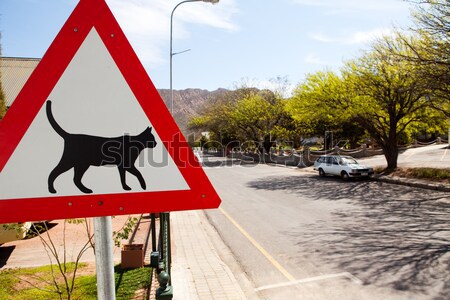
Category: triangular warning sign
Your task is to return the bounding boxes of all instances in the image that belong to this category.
[0,0,221,223]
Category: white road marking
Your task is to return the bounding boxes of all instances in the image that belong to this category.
[255,272,364,292]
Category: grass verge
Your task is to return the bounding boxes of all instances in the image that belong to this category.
[375,167,450,184]
[0,263,152,300]
[387,167,450,183]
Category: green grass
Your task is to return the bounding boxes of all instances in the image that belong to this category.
[114,265,152,300]
[0,263,152,300]
[406,167,450,181]
[377,167,450,182]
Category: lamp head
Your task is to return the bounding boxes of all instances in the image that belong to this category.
[203,0,219,3]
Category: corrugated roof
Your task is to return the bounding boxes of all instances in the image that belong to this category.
[0,57,40,107]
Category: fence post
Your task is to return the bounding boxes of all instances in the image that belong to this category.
[150,213,159,268]
[156,212,173,300]
[361,144,367,157]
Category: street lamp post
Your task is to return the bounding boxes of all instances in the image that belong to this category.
[169,0,219,114]
[156,2,220,299]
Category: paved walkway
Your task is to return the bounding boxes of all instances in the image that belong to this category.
[170,210,248,300]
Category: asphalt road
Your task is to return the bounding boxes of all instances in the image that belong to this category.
[204,163,450,300]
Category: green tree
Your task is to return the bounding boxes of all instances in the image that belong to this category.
[188,89,241,145]
[288,71,366,149]
[289,37,447,170]
[344,37,447,170]
[189,87,296,152]
[384,1,450,115]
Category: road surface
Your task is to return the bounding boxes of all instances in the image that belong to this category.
[204,162,449,300]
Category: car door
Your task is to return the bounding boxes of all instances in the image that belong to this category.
[322,157,336,175]
[331,156,342,175]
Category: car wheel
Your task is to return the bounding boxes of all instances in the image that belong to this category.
[341,171,349,180]
[319,168,326,177]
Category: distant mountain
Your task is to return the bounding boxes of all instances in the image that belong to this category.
[157,88,228,135]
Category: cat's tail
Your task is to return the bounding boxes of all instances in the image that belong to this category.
[46,100,68,138]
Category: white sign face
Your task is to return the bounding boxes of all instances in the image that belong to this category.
[0,28,189,200]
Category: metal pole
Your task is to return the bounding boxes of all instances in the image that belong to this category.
[167,213,172,284]
[170,0,209,114]
[94,216,116,300]
[151,213,156,252]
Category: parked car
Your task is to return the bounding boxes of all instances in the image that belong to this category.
[313,155,374,180]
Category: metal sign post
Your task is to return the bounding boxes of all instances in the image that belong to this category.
[94,216,116,300]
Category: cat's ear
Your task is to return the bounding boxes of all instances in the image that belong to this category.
[147,127,153,132]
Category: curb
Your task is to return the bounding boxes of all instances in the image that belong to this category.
[296,166,450,192]
[373,175,450,192]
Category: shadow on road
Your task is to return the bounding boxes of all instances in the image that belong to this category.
[248,175,450,298]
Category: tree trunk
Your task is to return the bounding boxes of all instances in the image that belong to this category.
[382,142,399,171]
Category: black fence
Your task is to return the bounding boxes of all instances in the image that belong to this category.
[151,212,172,300]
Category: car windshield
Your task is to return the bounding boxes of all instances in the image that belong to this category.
[341,157,359,165]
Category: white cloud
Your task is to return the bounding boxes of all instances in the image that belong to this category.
[310,27,395,45]
[292,0,408,14]
[106,0,239,67]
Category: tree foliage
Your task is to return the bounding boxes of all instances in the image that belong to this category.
[289,35,447,170]
[343,38,441,169]
[189,87,298,151]
[288,71,366,148]
[384,1,450,115]
[189,1,449,170]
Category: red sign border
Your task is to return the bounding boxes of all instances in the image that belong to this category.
[0,0,221,223]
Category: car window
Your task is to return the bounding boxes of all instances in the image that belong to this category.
[342,157,358,165]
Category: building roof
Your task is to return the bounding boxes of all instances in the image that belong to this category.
[0,57,40,107]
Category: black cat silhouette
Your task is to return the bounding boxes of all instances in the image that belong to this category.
[46,100,157,194]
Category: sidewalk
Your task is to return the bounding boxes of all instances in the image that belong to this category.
[169,210,248,300]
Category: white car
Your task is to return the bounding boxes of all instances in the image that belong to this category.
[313,155,374,180]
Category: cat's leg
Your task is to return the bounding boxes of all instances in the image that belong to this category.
[73,165,93,194]
[126,166,146,190]
[118,166,132,190]
[48,161,72,193]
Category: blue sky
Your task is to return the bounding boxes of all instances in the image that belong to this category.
[1,0,413,93]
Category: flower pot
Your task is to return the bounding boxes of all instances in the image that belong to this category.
[121,243,144,269]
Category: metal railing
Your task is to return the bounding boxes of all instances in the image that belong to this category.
[151,212,173,300]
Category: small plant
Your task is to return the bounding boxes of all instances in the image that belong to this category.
[112,216,139,247]
[2,220,94,300]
